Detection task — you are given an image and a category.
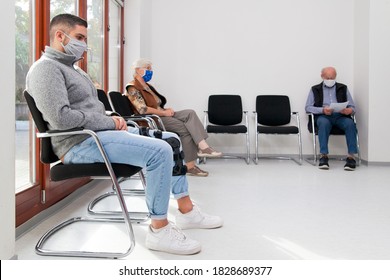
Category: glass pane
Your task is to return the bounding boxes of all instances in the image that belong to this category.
[50,0,77,18]
[87,0,104,89]
[15,0,34,192]
[108,0,121,91]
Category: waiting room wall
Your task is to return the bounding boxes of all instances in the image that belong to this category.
[124,0,390,163]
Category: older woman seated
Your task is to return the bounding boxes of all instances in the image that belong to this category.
[125,58,222,177]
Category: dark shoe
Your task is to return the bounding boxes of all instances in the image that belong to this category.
[318,155,329,170]
[344,157,356,171]
[187,166,209,177]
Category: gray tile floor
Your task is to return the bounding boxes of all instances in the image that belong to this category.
[15,158,390,260]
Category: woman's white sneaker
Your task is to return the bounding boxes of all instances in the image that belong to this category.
[175,205,223,230]
[145,222,201,255]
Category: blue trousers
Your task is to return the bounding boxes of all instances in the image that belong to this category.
[316,114,358,155]
[63,127,189,220]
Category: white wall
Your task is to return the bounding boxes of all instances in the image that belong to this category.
[124,0,390,162]
[0,2,16,259]
[353,0,370,161]
[367,0,390,162]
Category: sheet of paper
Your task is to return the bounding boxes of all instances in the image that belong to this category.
[329,101,349,112]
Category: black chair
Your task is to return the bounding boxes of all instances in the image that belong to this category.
[203,94,250,164]
[307,113,361,165]
[108,91,166,130]
[254,95,302,165]
[97,89,112,111]
[24,90,143,259]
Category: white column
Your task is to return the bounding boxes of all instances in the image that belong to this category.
[0,1,16,259]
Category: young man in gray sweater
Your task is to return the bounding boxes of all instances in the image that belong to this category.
[26,13,222,256]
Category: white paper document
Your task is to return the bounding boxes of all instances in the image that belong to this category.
[329,101,349,112]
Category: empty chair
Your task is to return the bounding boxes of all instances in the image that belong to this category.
[203,94,250,164]
[25,90,141,259]
[254,95,302,165]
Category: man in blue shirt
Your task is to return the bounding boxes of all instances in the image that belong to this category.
[305,67,358,170]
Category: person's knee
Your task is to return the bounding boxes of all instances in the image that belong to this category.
[316,117,331,129]
[155,140,173,163]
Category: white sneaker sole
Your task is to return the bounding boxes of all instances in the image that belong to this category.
[146,243,201,255]
[177,221,224,230]
[344,166,355,171]
[318,165,329,170]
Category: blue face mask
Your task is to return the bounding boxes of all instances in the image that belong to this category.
[143,70,153,82]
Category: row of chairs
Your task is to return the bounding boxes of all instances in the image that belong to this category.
[25,89,360,259]
[100,90,360,166]
[99,91,300,165]
[204,94,301,165]
[203,94,360,166]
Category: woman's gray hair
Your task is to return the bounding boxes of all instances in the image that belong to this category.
[131,58,152,76]
[132,58,152,69]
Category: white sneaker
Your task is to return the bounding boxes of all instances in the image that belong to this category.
[176,205,223,230]
[145,222,201,255]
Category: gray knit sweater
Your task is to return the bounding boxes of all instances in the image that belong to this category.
[26,46,116,158]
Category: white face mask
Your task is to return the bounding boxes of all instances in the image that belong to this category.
[323,79,336,88]
[61,32,88,60]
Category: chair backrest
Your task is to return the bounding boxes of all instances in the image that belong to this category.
[97,89,112,111]
[208,94,243,125]
[24,90,60,164]
[109,91,135,116]
[256,95,291,126]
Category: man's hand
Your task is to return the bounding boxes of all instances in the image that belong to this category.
[323,107,334,115]
[112,116,127,130]
[340,107,353,115]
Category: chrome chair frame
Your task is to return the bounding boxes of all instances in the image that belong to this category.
[254,111,303,165]
[108,91,166,130]
[91,89,149,219]
[34,129,137,259]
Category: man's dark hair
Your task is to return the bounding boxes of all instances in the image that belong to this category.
[49,13,88,42]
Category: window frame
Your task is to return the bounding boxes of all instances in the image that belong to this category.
[15,0,124,227]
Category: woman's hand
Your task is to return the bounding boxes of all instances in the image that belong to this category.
[163,108,175,117]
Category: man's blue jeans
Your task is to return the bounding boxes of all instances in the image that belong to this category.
[316,113,358,155]
[63,127,189,220]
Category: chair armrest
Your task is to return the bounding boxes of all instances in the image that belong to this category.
[122,115,157,129]
[203,111,209,129]
[36,128,121,180]
[105,110,120,117]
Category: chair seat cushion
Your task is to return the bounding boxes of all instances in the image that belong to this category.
[50,162,142,181]
[308,125,346,135]
[257,125,299,134]
[207,125,247,134]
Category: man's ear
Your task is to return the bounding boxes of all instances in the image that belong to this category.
[54,30,65,43]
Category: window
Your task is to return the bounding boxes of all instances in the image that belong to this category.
[87,0,104,89]
[108,0,123,91]
[15,0,35,193]
[15,0,124,227]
